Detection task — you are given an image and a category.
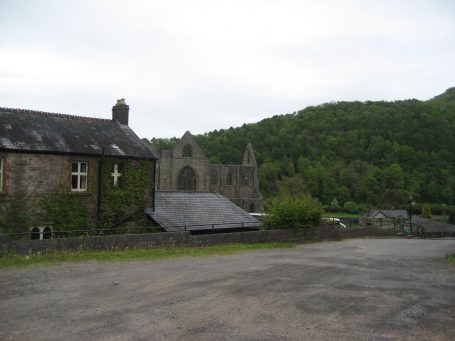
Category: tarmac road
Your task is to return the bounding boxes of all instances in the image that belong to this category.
[1,238,454,340]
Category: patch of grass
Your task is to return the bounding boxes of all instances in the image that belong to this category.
[323,212,360,219]
[323,212,360,228]
[0,242,296,269]
[446,254,455,264]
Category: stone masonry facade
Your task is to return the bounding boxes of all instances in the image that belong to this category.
[156,131,263,213]
[0,101,158,239]
[0,153,99,227]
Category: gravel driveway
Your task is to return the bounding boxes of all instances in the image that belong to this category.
[1,238,454,340]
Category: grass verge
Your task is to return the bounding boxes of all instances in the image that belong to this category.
[447,254,455,264]
[323,212,360,219]
[0,242,296,269]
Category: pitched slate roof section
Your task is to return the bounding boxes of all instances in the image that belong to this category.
[362,209,408,219]
[412,217,455,233]
[146,191,261,232]
[0,107,158,159]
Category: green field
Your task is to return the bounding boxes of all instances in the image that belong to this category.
[447,254,455,264]
[323,212,360,219]
[0,242,296,269]
[322,212,360,228]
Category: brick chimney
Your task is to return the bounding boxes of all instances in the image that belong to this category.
[112,99,129,125]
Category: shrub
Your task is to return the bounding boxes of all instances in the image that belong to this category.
[421,204,432,219]
[263,195,322,229]
[343,201,359,213]
[330,198,340,211]
[0,198,29,237]
[40,186,92,237]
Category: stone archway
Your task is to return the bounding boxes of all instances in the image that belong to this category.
[31,227,40,240]
[43,226,52,239]
[178,166,196,191]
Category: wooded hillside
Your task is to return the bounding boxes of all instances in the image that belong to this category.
[147,88,455,208]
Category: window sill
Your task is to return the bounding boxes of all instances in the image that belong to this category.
[69,191,91,196]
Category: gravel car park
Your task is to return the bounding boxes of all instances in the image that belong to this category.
[1,238,454,340]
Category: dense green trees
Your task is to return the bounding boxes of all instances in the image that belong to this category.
[148,88,455,209]
[142,137,178,154]
[263,195,322,229]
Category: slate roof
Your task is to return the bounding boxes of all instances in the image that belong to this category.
[412,217,455,233]
[0,107,158,159]
[146,191,261,232]
[362,209,408,219]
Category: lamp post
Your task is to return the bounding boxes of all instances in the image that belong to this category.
[409,195,413,234]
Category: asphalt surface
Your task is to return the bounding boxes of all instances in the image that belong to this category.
[1,238,454,340]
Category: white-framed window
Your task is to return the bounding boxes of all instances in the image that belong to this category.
[0,158,3,192]
[71,161,88,192]
[111,163,122,186]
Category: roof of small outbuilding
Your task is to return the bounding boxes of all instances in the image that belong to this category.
[412,217,455,233]
[0,107,158,159]
[146,191,260,232]
[362,209,408,219]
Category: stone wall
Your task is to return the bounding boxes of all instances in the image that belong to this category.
[0,225,402,256]
[209,164,262,212]
[0,152,99,227]
[339,227,398,238]
[0,234,8,255]
[0,152,155,235]
[157,131,210,192]
[156,132,263,212]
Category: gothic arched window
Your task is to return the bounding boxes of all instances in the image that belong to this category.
[182,144,192,157]
[31,227,40,240]
[211,168,219,186]
[178,166,196,190]
[226,168,235,186]
[43,226,52,239]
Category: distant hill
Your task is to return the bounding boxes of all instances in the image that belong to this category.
[148,88,455,208]
[429,87,455,103]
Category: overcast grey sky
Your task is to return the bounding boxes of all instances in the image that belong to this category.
[1,0,454,138]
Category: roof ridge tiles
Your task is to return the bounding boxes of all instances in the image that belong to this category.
[0,107,112,123]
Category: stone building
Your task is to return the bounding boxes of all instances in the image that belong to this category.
[0,100,158,239]
[156,131,263,213]
[360,209,408,229]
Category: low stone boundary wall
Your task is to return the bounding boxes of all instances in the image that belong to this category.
[190,225,339,247]
[339,227,398,238]
[0,234,9,256]
[422,231,455,238]
[0,225,399,256]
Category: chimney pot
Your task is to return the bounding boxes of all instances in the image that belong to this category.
[112,98,129,125]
